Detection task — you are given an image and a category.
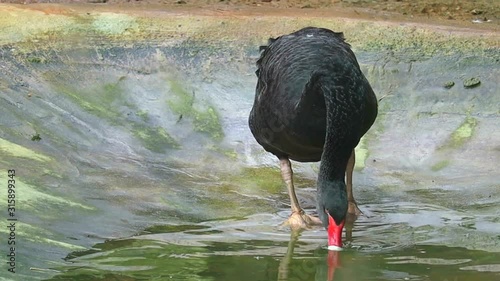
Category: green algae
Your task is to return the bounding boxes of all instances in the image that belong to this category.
[0,174,93,211]
[131,125,180,152]
[167,80,224,141]
[234,167,284,194]
[91,13,138,35]
[0,137,51,162]
[354,136,369,170]
[431,160,450,172]
[222,166,316,196]
[352,93,387,171]
[167,80,194,115]
[208,145,238,159]
[0,6,81,45]
[42,168,64,179]
[26,55,46,64]
[101,83,123,106]
[442,116,478,149]
[194,106,224,140]
[0,222,86,251]
[52,77,180,151]
[136,110,150,122]
[53,80,124,123]
[195,182,277,218]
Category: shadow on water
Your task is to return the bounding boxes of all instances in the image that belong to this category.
[46,205,500,281]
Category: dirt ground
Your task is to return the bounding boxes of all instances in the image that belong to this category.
[2,0,499,27]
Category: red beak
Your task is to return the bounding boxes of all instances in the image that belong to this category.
[327,213,345,250]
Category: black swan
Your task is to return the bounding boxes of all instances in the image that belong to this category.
[248,27,378,250]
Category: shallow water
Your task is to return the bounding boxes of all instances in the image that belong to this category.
[50,243,500,281]
[45,191,500,281]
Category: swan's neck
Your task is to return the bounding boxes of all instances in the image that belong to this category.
[318,138,351,183]
[318,87,356,183]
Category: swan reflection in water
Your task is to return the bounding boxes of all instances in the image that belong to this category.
[277,216,356,281]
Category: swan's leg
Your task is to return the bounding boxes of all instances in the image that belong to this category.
[280,157,321,228]
[346,150,362,216]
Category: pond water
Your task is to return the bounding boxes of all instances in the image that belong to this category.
[47,195,500,281]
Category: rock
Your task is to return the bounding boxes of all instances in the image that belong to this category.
[444,81,455,89]
[471,9,483,15]
[463,77,481,88]
[31,134,41,142]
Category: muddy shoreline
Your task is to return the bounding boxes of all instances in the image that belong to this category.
[2,0,500,29]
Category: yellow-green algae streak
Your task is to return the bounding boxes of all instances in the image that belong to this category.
[0,174,94,212]
[0,138,51,162]
[0,222,86,251]
[442,116,478,149]
[0,174,91,250]
[431,160,450,172]
[132,124,180,152]
[354,136,369,170]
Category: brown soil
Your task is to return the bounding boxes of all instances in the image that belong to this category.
[4,0,499,27]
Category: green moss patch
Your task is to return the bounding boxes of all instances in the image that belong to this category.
[136,110,150,122]
[222,166,316,196]
[53,80,125,123]
[236,167,284,194]
[207,145,238,159]
[354,136,369,171]
[26,55,47,64]
[131,125,180,152]
[193,107,224,140]
[443,116,478,149]
[431,160,450,172]
[167,80,224,141]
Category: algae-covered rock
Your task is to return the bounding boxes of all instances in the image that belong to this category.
[443,81,455,89]
[31,133,42,141]
[463,77,481,88]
